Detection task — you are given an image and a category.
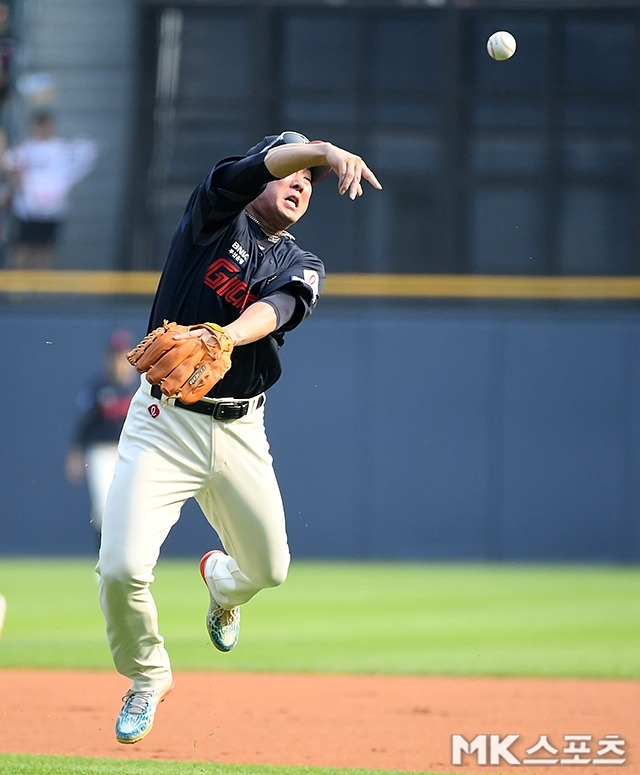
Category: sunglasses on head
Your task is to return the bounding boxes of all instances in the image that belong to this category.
[278,131,310,145]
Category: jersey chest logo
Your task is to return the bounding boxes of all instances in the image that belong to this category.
[229,240,249,265]
[204,257,259,311]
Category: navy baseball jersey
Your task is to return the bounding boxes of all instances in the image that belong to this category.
[148,148,325,399]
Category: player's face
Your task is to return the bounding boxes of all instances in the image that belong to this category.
[251,170,313,230]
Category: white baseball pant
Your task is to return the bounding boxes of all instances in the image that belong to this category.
[96,377,290,692]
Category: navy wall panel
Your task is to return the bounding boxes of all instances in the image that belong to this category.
[1,300,638,562]
[499,320,625,561]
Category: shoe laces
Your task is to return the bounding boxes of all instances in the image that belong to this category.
[212,604,239,626]
[122,691,152,715]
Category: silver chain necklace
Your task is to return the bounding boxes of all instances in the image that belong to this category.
[246,211,282,243]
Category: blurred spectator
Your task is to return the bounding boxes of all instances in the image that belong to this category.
[0,123,9,265]
[1,109,98,268]
[0,2,16,119]
[65,329,139,545]
[0,1,15,266]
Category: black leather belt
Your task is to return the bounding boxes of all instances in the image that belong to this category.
[151,384,265,420]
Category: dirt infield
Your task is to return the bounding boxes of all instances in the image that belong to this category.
[0,670,638,773]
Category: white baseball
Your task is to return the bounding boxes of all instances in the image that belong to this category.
[487,31,516,61]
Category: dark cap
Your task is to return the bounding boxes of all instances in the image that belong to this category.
[245,131,331,183]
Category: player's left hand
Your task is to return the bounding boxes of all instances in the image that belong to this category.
[172,326,235,348]
[127,321,234,404]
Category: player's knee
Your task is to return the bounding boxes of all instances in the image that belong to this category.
[255,552,290,590]
[96,557,151,594]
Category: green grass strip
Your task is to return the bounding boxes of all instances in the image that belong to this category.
[0,754,436,775]
[0,558,638,677]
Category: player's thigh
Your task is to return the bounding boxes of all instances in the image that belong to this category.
[198,411,290,585]
[100,391,208,577]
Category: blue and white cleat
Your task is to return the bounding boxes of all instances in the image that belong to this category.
[199,550,240,652]
[115,679,174,744]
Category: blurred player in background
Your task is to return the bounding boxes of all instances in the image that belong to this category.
[1,109,98,268]
[66,329,138,546]
[0,593,6,638]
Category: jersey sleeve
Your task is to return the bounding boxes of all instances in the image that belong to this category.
[209,150,276,194]
[260,250,325,331]
[184,151,276,242]
[260,290,297,330]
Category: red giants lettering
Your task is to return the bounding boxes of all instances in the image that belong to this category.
[204,258,258,311]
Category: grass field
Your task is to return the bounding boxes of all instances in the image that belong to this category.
[0,558,638,677]
[0,754,411,775]
[0,558,638,775]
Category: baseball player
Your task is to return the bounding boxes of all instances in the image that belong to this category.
[96,131,382,745]
[65,329,138,546]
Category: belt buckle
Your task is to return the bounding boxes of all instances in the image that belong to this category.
[212,401,247,421]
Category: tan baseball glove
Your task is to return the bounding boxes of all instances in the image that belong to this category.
[127,320,234,404]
